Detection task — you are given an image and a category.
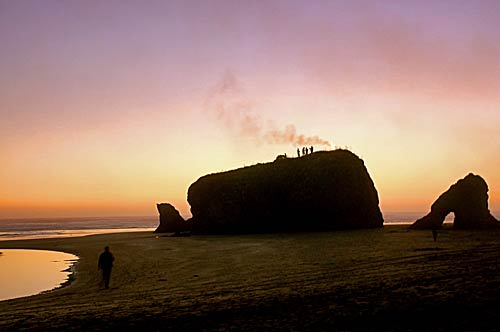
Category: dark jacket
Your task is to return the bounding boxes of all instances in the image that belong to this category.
[98,251,114,270]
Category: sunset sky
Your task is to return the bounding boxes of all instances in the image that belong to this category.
[1,0,499,219]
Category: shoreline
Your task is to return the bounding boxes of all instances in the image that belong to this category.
[43,255,79,295]
[2,225,500,331]
[0,248,79,302]
[0,227,156,242]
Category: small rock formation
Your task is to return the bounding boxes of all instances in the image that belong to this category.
[155,203,189,233]
[187,150,384,234]
[411,173,500,229]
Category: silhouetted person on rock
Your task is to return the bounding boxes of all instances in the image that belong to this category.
[310,146,314,153]
[305,147,309,155]
[302,147,305,155]
[98,246,115,289]
[297,148,300,157]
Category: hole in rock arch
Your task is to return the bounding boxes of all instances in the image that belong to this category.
[444,212,455,224]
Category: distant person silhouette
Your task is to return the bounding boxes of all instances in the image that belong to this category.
[305,147,309,155]
[297,148,300,157]
[302,147,305,155]
[98,246,115,289]
[310,146,314,153]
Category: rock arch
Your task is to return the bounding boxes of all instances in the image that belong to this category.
[411,173,500,229]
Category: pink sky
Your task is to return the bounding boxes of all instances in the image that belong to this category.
[1,1,500,218]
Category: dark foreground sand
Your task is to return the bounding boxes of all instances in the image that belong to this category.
[1,225,500,331]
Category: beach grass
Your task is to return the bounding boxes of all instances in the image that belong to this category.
[1,225,500,331]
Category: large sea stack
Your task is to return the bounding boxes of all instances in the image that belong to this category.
[411,173,500,229]
[187,150,383,234]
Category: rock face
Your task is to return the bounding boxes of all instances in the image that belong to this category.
[187,150,384,234]
[411,173,500,229]
[155,203,189,233]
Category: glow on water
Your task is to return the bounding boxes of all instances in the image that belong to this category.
[0,249,78,301]
[0,227,156,241]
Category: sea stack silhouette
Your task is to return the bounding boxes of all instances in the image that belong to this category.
[411,173,500,229]
[155,203,190,233]
[157,150,384,234]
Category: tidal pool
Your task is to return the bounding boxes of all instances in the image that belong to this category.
[0,249,78,301]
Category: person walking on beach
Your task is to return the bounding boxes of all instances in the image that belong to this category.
[98,246,115,289]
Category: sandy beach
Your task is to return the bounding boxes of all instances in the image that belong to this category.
[1,225,500,331]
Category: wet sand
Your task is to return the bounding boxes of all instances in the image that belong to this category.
[1,225,500,331]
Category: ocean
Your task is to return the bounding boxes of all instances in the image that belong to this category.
[0,212,458,242]
[0,216,157,241]
[1,210,495,242]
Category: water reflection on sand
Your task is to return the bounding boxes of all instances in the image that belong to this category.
[0,249,78,301]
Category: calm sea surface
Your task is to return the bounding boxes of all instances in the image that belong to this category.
[0,212,473,242]
[3,210,497,241]
[0,216,157,241]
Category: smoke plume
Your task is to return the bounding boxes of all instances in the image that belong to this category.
[206,72,331,148]
[264,125,331,147]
